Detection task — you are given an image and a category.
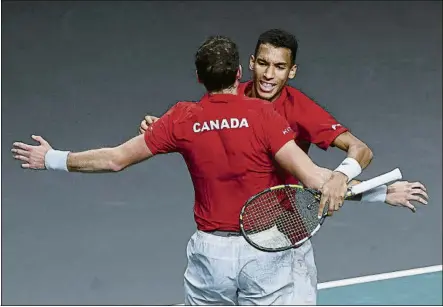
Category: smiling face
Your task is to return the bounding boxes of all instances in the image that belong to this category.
[249,43,297,102]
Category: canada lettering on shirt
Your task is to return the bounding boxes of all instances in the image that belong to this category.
[192,118,249,133]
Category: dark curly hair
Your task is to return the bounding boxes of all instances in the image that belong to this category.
[195,36,240,92]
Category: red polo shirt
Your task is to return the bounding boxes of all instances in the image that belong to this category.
[144,93,295,231]
[239,81,349,184]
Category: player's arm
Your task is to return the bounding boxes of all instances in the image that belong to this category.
[275,140,347,216]
[13,104,181,173]
[274,140,332,190]
[332,131,373,170]
[292,89,373,181]
[67,135,152,172]
[346,179,428,213]
[12,134,153,173]
[261,107,349,216]
[333,130,427,212]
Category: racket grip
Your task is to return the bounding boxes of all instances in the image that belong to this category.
[349,168,402,196]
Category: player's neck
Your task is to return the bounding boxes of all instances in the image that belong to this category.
[209,86,238,96]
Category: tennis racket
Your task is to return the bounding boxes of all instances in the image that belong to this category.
[239,168,402,252]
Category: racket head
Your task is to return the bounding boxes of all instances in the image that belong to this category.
[239,184,328,252]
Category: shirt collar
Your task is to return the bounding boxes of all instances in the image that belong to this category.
[200,92,239,104]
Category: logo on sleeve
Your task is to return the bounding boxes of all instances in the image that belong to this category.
[331,124,341,130]
[193,118,249,133]
[282,127,292,135]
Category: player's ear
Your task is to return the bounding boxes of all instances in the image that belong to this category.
[195,70,202,84]
[249,55,255,71]
[288,64,297,79]
[237,65,243,81]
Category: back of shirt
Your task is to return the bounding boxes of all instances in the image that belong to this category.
[144,93,295,231]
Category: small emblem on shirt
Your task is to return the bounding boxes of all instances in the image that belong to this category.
[283,127,292,135]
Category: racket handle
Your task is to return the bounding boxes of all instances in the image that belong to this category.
[349,168,402,196]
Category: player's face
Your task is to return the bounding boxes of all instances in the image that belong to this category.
[249,44,297,101]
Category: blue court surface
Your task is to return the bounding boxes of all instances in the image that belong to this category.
[317,266,442,305]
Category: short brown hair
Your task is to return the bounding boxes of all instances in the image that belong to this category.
[195,36,240,92]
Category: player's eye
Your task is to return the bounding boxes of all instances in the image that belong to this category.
[257,60,268,66]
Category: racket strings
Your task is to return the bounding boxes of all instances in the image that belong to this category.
[242,187,321,249]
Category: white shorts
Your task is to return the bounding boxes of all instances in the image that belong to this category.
[183,226,317,305]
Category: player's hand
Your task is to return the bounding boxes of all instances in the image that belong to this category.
[318,171,348,217]
[385,181,428,213]
[11,135,52,170]
[138,115,159,134]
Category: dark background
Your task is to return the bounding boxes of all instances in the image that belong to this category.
[2,1,441,305]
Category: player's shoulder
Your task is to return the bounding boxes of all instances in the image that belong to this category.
[175,100,200,110]
[167,101,200,112]
[284,85,315,103]
[284,85,329,111]
[161,101,201,122]
[284,85,338,120]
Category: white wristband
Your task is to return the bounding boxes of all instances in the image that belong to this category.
[45,149,70,171]
[361,185,388,203]
[334,157,362,182]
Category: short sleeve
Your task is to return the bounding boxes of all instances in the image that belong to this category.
[290,90,349,150]
[261,106,296,156]
[144,104,180,154]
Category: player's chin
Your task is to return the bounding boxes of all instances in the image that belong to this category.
[257,88,279,101]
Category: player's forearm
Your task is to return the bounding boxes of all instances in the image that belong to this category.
[303,166,333,190]
[275,141,332,190]
[333,132,373,169]
[45,135,152,173]
[67,148,123,173]
[346,142,373,170]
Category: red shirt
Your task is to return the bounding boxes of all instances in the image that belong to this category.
[144,93,295,231]
[239,81,348,184]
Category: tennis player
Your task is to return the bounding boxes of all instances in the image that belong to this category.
[138,29,429,304]
[12,36,362,305]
